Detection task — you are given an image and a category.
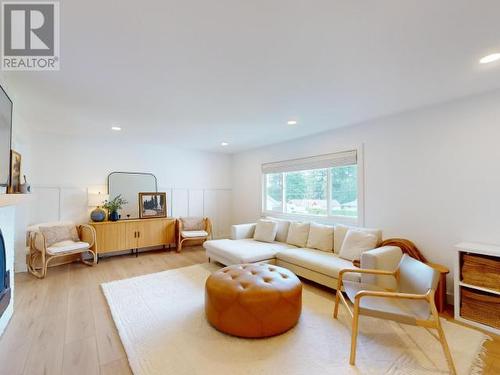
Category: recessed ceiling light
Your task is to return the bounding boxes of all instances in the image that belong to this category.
[287,120,298,125]
[221,142,229,146]
[111,126,122,131]
[480,53,500,64]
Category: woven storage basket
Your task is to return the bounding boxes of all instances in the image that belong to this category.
[460,287,500,329]
[461,253,500,291]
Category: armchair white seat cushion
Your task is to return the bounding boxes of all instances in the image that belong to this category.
[47,240,91,255]
[276,248,361,282]
[180,230,208,238]
[204,238,295,264]
[343,280,431,324]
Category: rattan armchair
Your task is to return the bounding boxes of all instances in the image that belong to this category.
[334,254,456,374]
[177,217,212,252]
[27,222,97,279]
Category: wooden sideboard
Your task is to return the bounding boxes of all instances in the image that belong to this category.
[83,218,176,256]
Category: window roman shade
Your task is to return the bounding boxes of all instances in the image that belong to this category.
[261,150,357,174]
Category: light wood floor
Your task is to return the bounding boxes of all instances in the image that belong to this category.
[0,246,498,375]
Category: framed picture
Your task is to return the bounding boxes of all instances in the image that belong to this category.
[139,192,167,219]
[8,150,21,193]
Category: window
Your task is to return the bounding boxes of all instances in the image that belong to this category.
[285,169,327,215]
[262,150,360,222]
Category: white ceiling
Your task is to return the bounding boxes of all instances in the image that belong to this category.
[6,0,500,153]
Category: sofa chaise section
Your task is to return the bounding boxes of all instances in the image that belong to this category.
[204,238,296,265]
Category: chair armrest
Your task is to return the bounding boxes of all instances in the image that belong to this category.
[361,246,402,290]
[337,268,396,291]
[231,223,256,240]
[354,290,429,302]
[205,218,213,239]
[78,224,96,248]
[30,231,47,253]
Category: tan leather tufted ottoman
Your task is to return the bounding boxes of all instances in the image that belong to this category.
[205,263,302,338]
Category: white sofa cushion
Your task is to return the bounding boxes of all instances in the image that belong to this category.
[265,217,291,243]
[204,239,296,265]
[47,240,90,255]
[306,223,334,252]
[286,222,310,247]
[181,230,208,238]
[339,229,378,261]
[334,224,382,253]
[253,220,278,243]
[276,248,361,282]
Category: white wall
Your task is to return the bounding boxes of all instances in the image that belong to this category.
[232,90,500,297]
[16,132,233,271]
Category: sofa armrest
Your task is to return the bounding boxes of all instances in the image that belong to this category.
[231,223,256,240]
[360,246,403,290]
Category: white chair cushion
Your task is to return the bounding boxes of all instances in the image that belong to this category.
[343,280,431,324]
[181,230,208,238]
[306,223,334,252]
[276,248,361,282]
[339,229,378,261]
[47,240,90,255]
[204,239,296,264]
[334,224,382,253]
[286,222,310,247]
[253,219,278,243]
[265,217,291,243]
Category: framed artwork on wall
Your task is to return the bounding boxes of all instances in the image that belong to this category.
[8,150,21,193]
[139,192,167,219]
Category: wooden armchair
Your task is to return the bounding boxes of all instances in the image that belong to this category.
[334,254,456,374]
[27,222,97,279]
[177,217,212,252]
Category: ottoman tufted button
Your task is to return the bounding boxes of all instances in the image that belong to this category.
[205,264,302,338]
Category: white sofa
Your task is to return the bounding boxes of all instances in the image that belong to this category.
[204,220,403,289]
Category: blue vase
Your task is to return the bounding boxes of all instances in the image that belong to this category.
[90,207,106,222]
[109,211,119,221]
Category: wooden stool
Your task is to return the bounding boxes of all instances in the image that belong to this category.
[427,262,450,313]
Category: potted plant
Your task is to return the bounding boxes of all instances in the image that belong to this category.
[102,195,128,221]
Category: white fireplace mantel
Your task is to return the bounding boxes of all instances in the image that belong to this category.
[0,194,30,208]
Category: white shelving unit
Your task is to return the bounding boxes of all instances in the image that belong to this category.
[454,242,500,335]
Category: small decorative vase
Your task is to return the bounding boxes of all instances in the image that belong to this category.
[90,207,106,222]
[109,211,120,221]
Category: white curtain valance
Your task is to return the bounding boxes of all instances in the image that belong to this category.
[262,150,357,174]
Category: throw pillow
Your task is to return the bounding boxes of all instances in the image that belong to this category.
[306,223,334,252]
[333,224,382,253]
[39,224,79,247]
[181,217,205,230]
[253,220,278,243]
[265,217,291,243]
[338,229,378,261]
[286,222,310,247]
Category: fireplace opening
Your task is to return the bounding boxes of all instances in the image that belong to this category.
[0,229,10,318]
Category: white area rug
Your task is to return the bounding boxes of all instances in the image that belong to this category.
[101,264,489,375]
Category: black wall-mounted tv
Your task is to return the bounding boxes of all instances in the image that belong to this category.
[0,85,12,188]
